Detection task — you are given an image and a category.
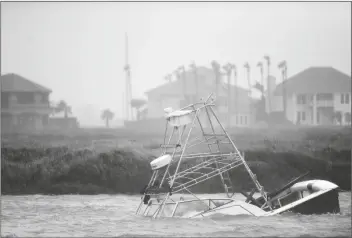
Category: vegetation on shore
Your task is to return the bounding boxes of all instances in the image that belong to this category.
[1,126,351,195]
[1,147,350,195]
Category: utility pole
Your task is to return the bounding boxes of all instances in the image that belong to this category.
[244,62,251,125]
[264,55,271,115]
[278,60,287,118]
[124,32,132,121]
[257,62,264,98]
[178,66,187,104]
[190,61,198,103]
[233,65,237,125]
[122,92,125,121]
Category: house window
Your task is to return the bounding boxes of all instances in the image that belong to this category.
[297,112,301,123]
[41,93,49,104]
[345,94,350,104]
[316,93,333,101]
[341,93,350,104]
[317,111,320,123]
[244,116,247,125]
[240,115,243,125]
[17,92,35,104]
[345,112,351,125]
[297,94,306,104]
[1,93,9,108]
[296,111,306,123]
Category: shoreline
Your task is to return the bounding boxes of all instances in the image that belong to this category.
[2,147,350,196]
[2,126,351,195]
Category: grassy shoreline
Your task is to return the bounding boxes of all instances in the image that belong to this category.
[1,126,351,195]
[1,147,350,195]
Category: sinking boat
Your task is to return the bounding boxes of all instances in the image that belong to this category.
[136,94,341,218]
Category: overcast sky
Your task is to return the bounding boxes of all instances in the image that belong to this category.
[2,2,351,126]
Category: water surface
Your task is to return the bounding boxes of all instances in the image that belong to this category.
[1,192,351,237]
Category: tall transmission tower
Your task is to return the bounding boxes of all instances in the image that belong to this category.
[124,32,132,121]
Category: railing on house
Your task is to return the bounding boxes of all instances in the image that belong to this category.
[308,100,334,107]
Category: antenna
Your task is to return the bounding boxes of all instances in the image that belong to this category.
[124,32,132,121]
[122,91,125,121]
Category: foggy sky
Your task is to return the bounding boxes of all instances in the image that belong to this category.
[1,2,351,126]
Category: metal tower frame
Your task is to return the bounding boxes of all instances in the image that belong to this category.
[136,94,269,218]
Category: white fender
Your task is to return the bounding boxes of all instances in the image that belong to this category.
[150,154,172,170]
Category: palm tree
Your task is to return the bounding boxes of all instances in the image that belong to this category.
[211,60,221,101]
[164,74,172,83]
[223,63,235,127]
[255,62,266,122]
[278,61,287,117]
[174,68,185,106]
[55,100,72,118]
[244,62,252,124]
[264,55,271,114]
[243,62,251,90]
[173,69,181,81]
[178,65,186,100]
[189,61,198,102]
[333,111,342,125]
[233,65,238,122]
[49,101,57,116]
[256,62,264,98]
[101,109,114,128]
[130,98,147,121]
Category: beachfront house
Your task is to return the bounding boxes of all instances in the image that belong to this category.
[271,67,351,126]
[1,73,53,133]
[144,66,255,128]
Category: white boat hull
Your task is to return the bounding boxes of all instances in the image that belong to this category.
[188,180,340,218]
[188,201,268,218]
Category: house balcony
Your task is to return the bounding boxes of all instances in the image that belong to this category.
[2,102,52,115]
[308,100,334,107]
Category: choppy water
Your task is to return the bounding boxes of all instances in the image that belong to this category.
[1,193,351,237]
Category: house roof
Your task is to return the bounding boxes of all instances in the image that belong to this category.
[1,73,52,93]
[273,67,351,96]
[145,66,249,97]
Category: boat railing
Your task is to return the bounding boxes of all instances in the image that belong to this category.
[139,197,235,218]
[171,159,243,194]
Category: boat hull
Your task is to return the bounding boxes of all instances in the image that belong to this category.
[188,201,267,218]
[288,188,340,214]
[190,180,340,218]
[264,180,340,216]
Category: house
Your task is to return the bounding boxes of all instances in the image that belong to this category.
[49,111,79,130]
[1,73,52,133]
[272,67,351,126]
[144,66,255,128]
